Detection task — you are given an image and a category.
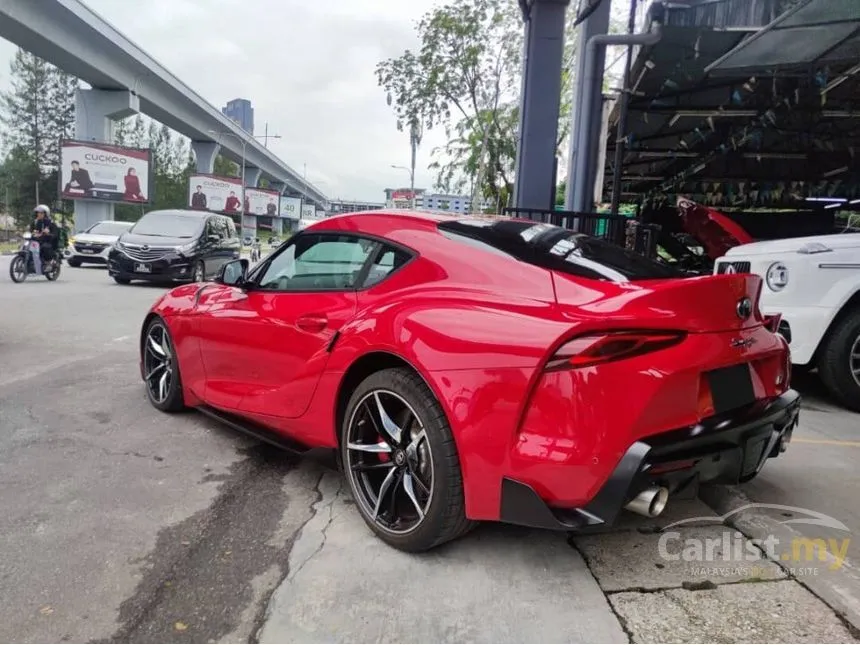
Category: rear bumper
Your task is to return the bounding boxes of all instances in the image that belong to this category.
[499,389,800,531]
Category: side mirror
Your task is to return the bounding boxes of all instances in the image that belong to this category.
[216,258,249,287]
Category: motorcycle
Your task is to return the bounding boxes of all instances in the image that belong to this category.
[9,233,63,283]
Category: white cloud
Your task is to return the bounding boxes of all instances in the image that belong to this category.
[0,0,453,202]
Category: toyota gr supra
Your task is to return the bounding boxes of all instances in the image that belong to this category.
[139,211,800,552]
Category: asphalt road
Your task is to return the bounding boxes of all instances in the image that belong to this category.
[1,257,857,644]
[0,260,624,644]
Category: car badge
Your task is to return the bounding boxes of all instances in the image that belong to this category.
[731,337,756,349]
[724,264,736,274]
[736,297,753,320]
[141,244,150,251]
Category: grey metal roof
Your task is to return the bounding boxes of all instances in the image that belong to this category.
[601,0,860,209]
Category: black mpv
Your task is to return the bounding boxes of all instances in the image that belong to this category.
[108,209,241,285]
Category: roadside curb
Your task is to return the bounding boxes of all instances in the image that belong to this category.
[700,484,860,636]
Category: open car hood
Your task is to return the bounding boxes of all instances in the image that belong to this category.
[676,197,754,259]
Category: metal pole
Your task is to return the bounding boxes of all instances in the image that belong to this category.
[241,139,246,240]
[263,122,268,148]
[569,10,663,213]
[610,0,639,215]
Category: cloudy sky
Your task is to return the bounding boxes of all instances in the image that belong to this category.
[0,0,452,203]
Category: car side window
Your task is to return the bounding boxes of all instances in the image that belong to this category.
[205,218,222,240]
[362,245,412,288]
[225,218,238,239]
[214,217,230,240]
[256,234,377,291]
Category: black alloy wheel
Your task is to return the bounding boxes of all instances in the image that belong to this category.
[142,318,185,412]
[341,368,474,552]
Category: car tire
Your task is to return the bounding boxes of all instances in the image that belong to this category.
[67,258,81,268]
[113,276,131,285]
[193,261,205,283]
[341,367,474,552]
[142,317,185,413]
[817,308,860,412]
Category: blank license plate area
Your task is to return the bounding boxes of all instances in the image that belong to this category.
[135,263,151,273]
[707,363,755,414]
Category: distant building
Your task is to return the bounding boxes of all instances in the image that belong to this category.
[416,192,487,214]
[221,98,254,134]
[383,187,427,209]
[382,188,486,213]
[329,200,385,215]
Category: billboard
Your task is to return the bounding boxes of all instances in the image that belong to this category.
[60,140,151,204]
[280,196,301,219]
[188,174,243,213]
[301,204,316,220]
[245,187,280,216]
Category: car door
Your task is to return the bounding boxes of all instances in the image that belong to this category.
[200,217,219,278]
[195,232,378,417]
[207,216,236,277]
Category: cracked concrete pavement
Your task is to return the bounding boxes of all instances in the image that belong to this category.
[2,257,858,644]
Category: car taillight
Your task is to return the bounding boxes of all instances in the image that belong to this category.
[544,331,686,372]
[697,377,715,418]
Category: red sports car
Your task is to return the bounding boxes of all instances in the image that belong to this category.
[139,211,800,552]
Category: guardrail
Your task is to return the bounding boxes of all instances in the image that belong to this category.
[503,208,661,259]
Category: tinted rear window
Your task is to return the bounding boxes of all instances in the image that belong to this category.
[437,219,679,281]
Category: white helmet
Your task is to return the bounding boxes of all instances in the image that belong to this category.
[34,204,51,216]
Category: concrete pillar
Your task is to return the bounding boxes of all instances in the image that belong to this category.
[512,0,570,212]
[73,89,139,232]
[190,141,221,174]
[564,0,611,211]
[244,167,262,189]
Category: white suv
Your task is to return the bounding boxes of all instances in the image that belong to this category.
[66,220,134,268]
[715,233,860,411]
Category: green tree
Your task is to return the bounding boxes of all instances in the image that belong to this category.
[213,153,239,177]
[379,0,632,210]
[0,48,80,218]
[0,145,40,227]
[377,0,522,206]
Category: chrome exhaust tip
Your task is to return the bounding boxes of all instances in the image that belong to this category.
[624,486,670,518]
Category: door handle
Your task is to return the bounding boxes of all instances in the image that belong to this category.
[296,314,328,333]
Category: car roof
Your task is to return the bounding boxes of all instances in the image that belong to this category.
[141,209,213,218]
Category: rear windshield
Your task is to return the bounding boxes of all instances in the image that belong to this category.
[130,213,203,238]
[437,219,680,281]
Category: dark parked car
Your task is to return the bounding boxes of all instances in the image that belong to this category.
[108,209,240,285]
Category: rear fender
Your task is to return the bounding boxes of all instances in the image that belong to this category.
[321,295,567,520]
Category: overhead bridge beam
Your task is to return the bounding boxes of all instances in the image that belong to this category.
[0,0,328,209]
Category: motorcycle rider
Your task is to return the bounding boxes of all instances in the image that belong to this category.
[29,204,58,275]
